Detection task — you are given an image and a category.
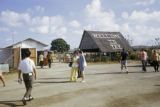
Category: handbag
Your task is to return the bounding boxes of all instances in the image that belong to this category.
[69,62,73,67]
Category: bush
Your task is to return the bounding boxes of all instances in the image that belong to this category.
[129,53,137,60]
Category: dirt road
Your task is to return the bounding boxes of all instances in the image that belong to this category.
[0,62,160,107]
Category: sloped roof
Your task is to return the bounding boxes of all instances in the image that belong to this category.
[6,38,48,48]
[79,30,132,52]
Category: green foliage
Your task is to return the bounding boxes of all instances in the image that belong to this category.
[101,56,111,62]
[128,52,139,60]
[50,38,70,53]
[129,53,137,60]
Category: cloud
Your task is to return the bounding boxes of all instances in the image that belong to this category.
[0,0,159,48]
[120,0,156,6]
[135,0,155,6]
[128,10,160,23]
[27,5,45,14]
[29,16,50,34]
[0,10,31,27]
[29,15,68,35]
[0,10,68,36]
[30,25,49,34]
[50,16,67,35]
[35,5,45,12]
[85,0,119,31]
[69,20,81,28]
[121,12,129,19]
[120,10,160,45]
[0,27,9,32]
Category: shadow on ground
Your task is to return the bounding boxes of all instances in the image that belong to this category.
[0,100,24,107]
[38,77,69,80]
[87,71,154,75]
[35,80,71,84]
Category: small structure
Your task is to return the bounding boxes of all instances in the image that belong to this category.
[79,30,132,61]
[0,38,48,68]
[79,30,131,52]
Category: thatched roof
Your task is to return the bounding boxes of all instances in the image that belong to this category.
[79,30,132,52]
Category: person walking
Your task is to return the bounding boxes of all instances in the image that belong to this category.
[18,49,36,105]
[70,51,79,82]
[78,50,87,82]
[47,52,52,68]
[39,53,44,68]
[152,50,159,72]
[140,49,148,72]
[0,71,5,87]
[120,48,128,73]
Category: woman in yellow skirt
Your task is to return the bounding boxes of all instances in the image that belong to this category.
[70,51,79,82]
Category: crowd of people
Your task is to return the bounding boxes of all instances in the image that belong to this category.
[17,49,87,105]
[38,50,87,83]
[0,48,160,105]
[120,48,160,73]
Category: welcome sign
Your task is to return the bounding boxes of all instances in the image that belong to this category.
[92,33,122,50]
[93,33,120,39]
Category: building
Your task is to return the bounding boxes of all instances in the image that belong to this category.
[79,30,131,52]
[79,30,132,61]
[0,38,48,68]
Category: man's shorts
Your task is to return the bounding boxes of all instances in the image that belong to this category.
[121,60,127,66]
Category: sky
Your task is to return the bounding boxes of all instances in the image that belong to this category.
[0,0,160,49]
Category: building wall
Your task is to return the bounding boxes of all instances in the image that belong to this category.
[0,48,13,67]
[3,39,47,68]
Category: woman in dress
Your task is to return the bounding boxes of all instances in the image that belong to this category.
[70,51,79,82]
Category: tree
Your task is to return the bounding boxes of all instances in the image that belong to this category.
[125,35,133,46]
[155,37,160,46]
[50,38,70,53]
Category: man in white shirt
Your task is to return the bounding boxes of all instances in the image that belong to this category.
[18,49,36,105]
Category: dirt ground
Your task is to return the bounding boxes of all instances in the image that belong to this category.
[0,62,160,107]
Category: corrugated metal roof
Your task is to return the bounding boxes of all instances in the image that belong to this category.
[6,38,48,48]
[79,30,132,52]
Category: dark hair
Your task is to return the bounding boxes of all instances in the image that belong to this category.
[74,50,78,54]
[79,50,82,54]
[24,49,31,58]
[122,48,125,51]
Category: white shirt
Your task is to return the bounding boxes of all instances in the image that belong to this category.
[18,57,36,74]
[39,54,44,61]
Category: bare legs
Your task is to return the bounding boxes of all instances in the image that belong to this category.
[0,75,5,87]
